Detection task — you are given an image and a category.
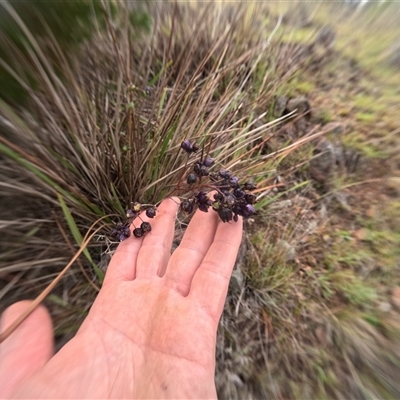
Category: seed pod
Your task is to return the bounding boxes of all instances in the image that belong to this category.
[193,162,202,176]
[141,222,152,233]
[218,207,233,223]
[224,193,236,207]
[132,202,142,213]
[203,157,214,167]
[145,208,157,218]
[133,227,144,238]
[186,173,197,184]
[212,201,221,211]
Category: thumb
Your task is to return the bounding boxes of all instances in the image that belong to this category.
[0,301,54,398]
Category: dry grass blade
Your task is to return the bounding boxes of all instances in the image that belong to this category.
[0,217,108,343]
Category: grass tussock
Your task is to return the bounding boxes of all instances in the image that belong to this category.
[1,1,400,399]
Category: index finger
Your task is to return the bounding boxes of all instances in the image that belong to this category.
[103,212,149,285]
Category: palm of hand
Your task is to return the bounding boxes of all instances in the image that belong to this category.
[0,198,242,399]
[89,279,219,398]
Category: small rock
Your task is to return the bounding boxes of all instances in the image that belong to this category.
[285,96,311,118]
[276,240,296,262]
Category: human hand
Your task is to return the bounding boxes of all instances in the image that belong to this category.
[0,197,243,399]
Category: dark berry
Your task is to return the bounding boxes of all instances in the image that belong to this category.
[233,188,245,199]
[203,157,214,167]
[180,200,194,214]
[195,191,210,205]
[198,203,209,213]
[119,233,129,241]
[240,204,256,218]
[219,169,232,179]
[243,181,257,191]
[187,173,197,184]
[244,193,257,204]
[126,209,136,219]
[219,207,233,222]
[181,139,193,153]
[228,176,239,188]
[214,193,224,201]
[133,227,144,238]
[199,165,209,176]
[141,222,152,233]
[146,208,157,218]
[233,214,239,222]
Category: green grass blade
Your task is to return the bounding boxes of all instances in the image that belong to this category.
[109,183,125,215]
[57,193,104,283]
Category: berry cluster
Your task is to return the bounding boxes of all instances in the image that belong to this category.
[180,139,257,223]
[110,139,258,242]
[110,202,157,241]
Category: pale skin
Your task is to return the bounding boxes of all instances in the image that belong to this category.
[0,197,243,399]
